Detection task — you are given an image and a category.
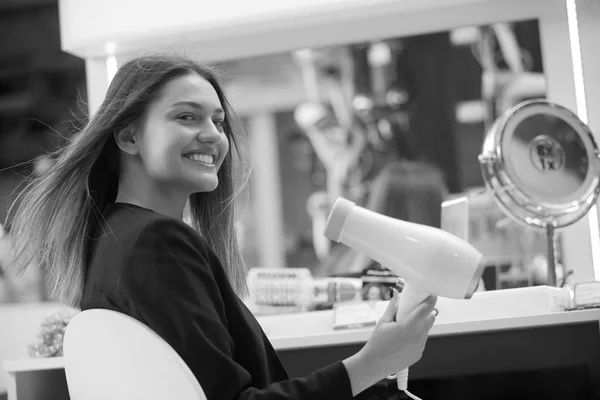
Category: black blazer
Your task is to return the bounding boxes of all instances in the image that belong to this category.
[81,203,353,400]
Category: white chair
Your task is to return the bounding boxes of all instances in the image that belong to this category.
[63,309,207,400]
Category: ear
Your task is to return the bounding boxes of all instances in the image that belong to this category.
[114,126,140,155]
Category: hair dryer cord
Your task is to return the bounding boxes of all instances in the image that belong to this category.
[404,389,424,400]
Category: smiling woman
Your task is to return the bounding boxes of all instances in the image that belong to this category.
[114,73,231,213]
[7,55,248,305]
[5,53,437,400]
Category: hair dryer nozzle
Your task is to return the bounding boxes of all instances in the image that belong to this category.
[323,197,485,300]
[324,198,355,242]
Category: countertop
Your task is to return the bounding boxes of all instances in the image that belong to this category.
[257,308,600,350]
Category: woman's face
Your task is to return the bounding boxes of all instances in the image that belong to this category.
[136,73,229,195]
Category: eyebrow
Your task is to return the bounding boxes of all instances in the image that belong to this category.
[170,101,224,115]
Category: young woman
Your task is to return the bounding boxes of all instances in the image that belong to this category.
[7,54,437,399]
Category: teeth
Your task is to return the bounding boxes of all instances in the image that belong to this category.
[184,153,215,165]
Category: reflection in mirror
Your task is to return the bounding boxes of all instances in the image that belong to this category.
[225,19,554,293]
[0,19,551,304]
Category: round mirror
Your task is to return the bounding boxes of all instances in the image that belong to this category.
[479,99,600,286]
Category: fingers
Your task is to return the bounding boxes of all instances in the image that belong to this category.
[423,295,438,309]
[425,313,436,331]
[408,294,437,321]
[415,314,436,350]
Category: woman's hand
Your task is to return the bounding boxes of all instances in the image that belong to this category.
[342,289,437,396]
[366,289,436,374]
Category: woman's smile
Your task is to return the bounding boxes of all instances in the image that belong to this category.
[183,152,216,167]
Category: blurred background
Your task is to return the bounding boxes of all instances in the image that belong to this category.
[0,0,87,303]
[0,0,557,304]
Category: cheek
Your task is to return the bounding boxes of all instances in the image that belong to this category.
[140,131,185,175]
[219,135,230,165]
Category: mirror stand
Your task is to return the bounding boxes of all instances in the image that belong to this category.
[545,223,558,287]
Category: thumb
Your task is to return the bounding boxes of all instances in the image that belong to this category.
[377,288,399,325]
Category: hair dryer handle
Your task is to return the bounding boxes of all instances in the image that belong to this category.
[395,283,430,320]
[395,283,430,391]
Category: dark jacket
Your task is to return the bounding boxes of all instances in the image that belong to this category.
[81,202,353,400]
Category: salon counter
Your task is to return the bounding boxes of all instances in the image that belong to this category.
[258,307,600,399]
[257,307,600,350]
[256,285,582,349]
[3,291,600,400]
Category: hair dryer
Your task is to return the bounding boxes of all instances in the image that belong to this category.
[323,197,485,393]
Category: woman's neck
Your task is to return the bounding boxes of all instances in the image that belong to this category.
[115,181,187,221]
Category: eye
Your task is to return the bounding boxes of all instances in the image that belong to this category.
[176,113,196,121]
[213,119,226,132]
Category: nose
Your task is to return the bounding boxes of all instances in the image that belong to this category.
[196,121,223,144]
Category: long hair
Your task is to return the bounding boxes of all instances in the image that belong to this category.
[320,159,448,275]
[7,54,249,306]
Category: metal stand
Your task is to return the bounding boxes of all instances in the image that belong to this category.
[545,224,558,287]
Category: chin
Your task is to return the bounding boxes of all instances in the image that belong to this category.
[193,179,219,193]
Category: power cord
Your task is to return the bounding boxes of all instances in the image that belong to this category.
[396,369,423,400]
[403,389,423,400]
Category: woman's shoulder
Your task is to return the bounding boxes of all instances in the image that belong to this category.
[101,203,202,247]
[84,204,216,309]
[106,207,222,286]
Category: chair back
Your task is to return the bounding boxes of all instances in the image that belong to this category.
[63,309,206,400]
